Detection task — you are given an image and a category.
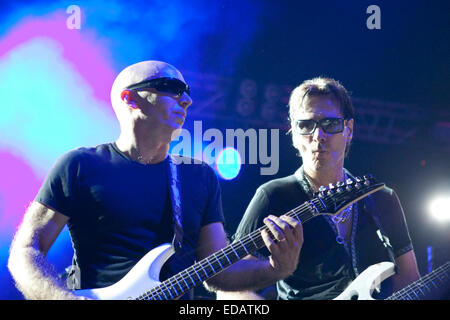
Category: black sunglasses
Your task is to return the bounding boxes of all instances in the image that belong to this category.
[295,117,346,135]
[125,77,191,97]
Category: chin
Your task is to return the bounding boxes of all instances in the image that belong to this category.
[170,127,183,140]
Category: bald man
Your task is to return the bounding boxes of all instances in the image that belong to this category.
[8,61,303,300]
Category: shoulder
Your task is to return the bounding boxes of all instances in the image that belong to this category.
[57,143,112,162]
[363,184,405,220]
[171,155,220,187]
[248,174,307,214]
[369,185,398,203]
[172,155,216,174]
[49,143,113,174]
[257,174,301,198]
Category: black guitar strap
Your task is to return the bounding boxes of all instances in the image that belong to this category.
[167,155,183,253]
[362,194,398,273]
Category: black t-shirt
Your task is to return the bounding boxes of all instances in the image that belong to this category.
[233,167,413,300]
[35,143,225,291]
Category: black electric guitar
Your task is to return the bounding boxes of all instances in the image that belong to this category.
[74,175,385,300]
[335,261,449,300]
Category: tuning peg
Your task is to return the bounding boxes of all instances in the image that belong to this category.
[329,183,335,189]
[337,181,344,187]
[318,185,327,198]
[346,178,354,185]
[356,176,362,182]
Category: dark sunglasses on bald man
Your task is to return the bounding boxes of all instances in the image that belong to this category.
[125,77,191,97]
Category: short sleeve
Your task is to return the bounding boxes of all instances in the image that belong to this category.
[372,188,414,257]
[232,187,271,257]
[35,150,82,218]
[200,164,225,227]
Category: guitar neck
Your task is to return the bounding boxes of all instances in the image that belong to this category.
[137,198,326,300]
[386,261,450,300]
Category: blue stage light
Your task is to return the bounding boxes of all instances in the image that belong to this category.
[215,147,242,180]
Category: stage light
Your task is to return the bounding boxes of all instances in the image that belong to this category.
[428,196,450,222]
[215,147,242,180]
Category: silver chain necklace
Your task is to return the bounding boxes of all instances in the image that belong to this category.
[135,146,155,164]
[303,170,353,244]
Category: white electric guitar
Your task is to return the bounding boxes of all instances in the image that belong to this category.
[74,175,385,300]
[335,261,450,300]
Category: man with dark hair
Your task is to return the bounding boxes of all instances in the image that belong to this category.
[218,77,420,300]
[7,61,303,300]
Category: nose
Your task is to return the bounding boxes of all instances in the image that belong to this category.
[178,93,193,110]
[312,125,327,142]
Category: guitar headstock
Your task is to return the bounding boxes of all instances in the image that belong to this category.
[314,174,385,216]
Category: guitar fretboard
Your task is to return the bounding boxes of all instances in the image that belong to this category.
[136,197,327,300]
[386,261,450,300]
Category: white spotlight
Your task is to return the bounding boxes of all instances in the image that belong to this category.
[429,196,450,222]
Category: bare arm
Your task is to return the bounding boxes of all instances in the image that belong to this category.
[8,201,84,300]
[199,215,303,298]
[391,250,420,292]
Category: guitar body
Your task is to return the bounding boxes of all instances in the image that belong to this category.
[335,261,449,300]
[334,262,396,300]
[74,243,174,300]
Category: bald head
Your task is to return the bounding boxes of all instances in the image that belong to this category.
[110,60,185,113]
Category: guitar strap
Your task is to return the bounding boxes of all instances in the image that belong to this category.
[167,155,183,253]
[362,195,398,273]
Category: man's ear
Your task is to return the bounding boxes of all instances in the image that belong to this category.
[121,90,137,108]
[345,118,354,140]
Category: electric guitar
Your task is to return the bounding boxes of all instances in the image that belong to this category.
[74,175,385,300]
[334,261,450,300]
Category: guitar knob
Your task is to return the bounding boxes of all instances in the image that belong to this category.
[318,185,327,198]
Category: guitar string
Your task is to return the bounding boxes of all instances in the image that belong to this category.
[387,263,449,300]
[387,262,450,300]
[139,206,311,299]
[388,270,448,300]
[140,188,361,300]
[141,189,365,300]
[140,182,374,299]
[141,195,337,300]
[392,262,449,299]
[140,201,318,300]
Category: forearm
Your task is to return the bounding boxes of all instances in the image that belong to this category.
[204,256,281,293]
[8,244,80,300]
[216,290,265,300]
[391,250,420,292]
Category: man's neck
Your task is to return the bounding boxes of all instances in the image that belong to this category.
[303,165,346,191]
[116,124,171,164]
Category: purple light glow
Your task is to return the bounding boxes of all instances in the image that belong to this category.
[0,11,116,105]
